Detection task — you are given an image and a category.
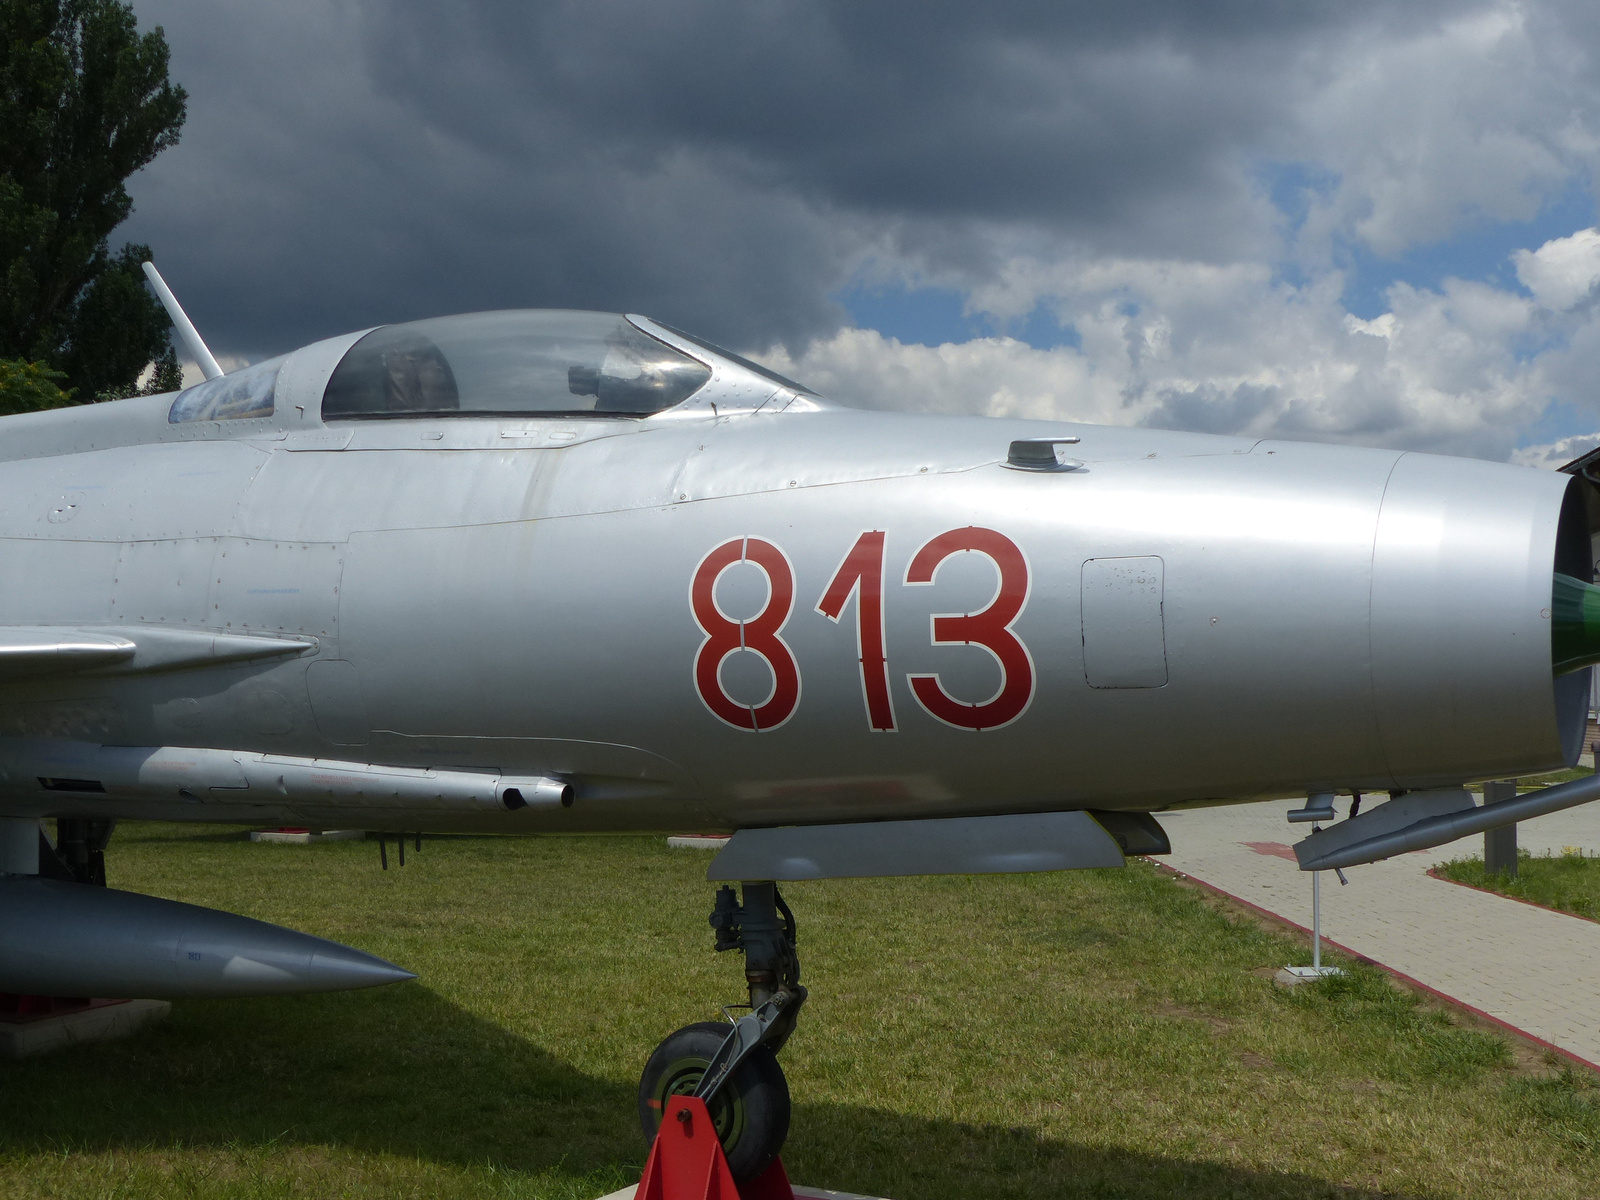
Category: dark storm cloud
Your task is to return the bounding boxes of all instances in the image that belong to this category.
[368,0,1459,227]
[121,2,858,358]
[122,0,1483,360]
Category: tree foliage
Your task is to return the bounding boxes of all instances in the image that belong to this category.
[0,0,186,400]
[0,356,76,414]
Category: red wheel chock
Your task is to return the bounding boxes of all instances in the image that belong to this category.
[637,1095,795,1200]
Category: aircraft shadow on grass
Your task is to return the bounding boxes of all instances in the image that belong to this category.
[0,980,1415,1200]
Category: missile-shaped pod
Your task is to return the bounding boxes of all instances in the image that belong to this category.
[0,877,415,998]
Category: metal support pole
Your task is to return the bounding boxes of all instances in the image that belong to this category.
[1312,868,1321,971]
[1284,809,1342,980]
[1483,779,1518,878]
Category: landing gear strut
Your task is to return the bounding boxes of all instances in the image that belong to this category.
[638,881,806,1182]
[40,819,115,885]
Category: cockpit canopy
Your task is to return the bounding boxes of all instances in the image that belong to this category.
[320,310,713,419]
[165,309,819,427]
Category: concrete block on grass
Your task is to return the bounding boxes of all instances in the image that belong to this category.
[250,829,366,844]
[0,998,170,1059]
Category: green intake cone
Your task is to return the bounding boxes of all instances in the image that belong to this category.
[1552,572,1600,674]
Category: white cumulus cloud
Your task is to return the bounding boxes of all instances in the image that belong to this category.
[1515,227,1600,311]
[1512,431,1600,470]
[763,255,1571,462]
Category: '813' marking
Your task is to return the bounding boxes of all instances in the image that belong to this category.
[690,528,1032,733]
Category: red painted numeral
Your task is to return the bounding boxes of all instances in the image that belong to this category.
[816,530,896,731]
[903,527,1033,731]
[690,537,801,731]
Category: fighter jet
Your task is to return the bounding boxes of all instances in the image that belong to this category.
[4,264,1600,1180]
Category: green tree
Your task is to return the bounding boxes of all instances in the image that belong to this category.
[0,356,75,414]
[0,0,186,401]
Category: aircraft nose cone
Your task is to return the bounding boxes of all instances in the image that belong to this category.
[215,941,417,992]
[309,946,418,988]
[179,914,418,995]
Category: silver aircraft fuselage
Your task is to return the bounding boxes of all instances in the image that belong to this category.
[0,312,1585,837]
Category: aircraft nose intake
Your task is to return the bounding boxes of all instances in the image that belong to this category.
[1553,571,1600,674]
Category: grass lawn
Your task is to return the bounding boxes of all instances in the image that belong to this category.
[3,825,1600,1199]
[1434,848,1600,924]
[1467,765,1595,792]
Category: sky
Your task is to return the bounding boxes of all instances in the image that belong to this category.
[120,0,1600,466]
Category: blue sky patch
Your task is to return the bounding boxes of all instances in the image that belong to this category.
[1516,398,1594,450]
[836,281,1080,350]
[1258,160,1340,235]
[1339,180,1597,320]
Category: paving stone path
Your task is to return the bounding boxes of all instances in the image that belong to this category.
[1161,798,1600,1067]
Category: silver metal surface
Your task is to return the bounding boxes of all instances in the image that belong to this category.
[1081,557,1167,688]
[1286,792,1337,823]
[705,811,1126,880]
[1296,776,1600,870]
[0,629,135,676]
[2,302,1596,1002]
[1291,788,1474,865]
[140,262,222,380]
[499,775,574,810]
[0,740,574,818]
[0,876,415,997]
[0,306,1585,841]
[0,626,311,678]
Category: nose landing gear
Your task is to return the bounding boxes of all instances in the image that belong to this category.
[638,881,806,1182]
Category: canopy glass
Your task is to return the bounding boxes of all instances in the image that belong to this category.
[321,311,712,420]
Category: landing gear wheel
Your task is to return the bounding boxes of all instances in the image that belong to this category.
[638,1021,790,1182]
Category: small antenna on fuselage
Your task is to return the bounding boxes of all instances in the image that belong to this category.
[141,261,224,380]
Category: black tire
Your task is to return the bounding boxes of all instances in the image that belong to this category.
[637,1021,790,1182]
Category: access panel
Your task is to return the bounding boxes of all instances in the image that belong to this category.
[1081,556,1168,689]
